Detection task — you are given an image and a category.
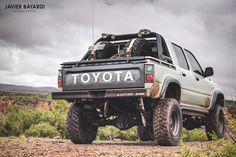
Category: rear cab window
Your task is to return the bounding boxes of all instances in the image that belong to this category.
[147,40,159,59]
[141,37,172,63]
[161,37,173,64]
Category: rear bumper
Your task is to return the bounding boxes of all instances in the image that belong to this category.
[52,88,149,100]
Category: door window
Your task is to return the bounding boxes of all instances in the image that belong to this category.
[184,49,203,76]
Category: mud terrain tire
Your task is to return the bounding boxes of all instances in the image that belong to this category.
[67,102,98,144]
[137,125,154,141]
[95,41,117,59]
[127,38,152,57]
[153,98,182,146]
[205,105,224,140]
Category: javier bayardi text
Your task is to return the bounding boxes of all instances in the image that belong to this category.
[4,4,46,12]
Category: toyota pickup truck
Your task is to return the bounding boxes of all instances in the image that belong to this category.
[52,29,225,146]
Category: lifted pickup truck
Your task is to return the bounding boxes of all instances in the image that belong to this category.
[52,29,225,146]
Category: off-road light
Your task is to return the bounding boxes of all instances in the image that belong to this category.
[138,29,151,35]
[101,33,108,38]
[145,64,154,83]
[58,69,62,88]
[111,35,115,40]
[138,33,142,38]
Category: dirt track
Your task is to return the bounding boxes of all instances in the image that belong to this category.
[0,137,209,157]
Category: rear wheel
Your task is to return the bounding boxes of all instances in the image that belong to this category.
[153,98,182,146]
[67,102,98,144]
[137,125,154,141]
[205,105,225,140]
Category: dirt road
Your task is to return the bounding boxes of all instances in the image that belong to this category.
[0,137,207,157]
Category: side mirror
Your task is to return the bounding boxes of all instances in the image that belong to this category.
[205,67,214,77]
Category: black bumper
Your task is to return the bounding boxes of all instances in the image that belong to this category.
[52,88,148,100]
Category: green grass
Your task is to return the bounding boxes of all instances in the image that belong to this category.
[181,128,207,142]
[225,100,236,117]
[24,122,60,138]
[179,139,236,157]
[97,126,138,141]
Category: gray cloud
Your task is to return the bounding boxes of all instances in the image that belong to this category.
[0,0,235,98]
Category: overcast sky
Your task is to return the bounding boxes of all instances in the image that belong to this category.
[0,0,236,99]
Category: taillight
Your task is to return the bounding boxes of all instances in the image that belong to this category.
[146,74,153,82]
[145,64,154,83]
[58,69,62,88]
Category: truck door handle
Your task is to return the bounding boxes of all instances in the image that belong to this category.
[182,72,186,77]
[196,77,199,81]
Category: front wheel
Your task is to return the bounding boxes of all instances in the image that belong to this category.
[153,98,182,146]
[205,105,225,140]
[67,102,98,144]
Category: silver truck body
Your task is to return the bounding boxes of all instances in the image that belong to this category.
[52,29,225,145]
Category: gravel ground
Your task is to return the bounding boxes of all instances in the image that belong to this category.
[0,137,208,157]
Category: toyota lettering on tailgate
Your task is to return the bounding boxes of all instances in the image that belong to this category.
[72,71,133,84]
[65,70,141,86]
[64,68,144,90]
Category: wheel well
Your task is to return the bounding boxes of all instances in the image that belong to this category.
[164,83,181,103]
[216,94,224,107]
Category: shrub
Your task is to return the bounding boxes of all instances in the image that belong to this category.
[24,122,60,138]
[181,128,207,142]
[231,118,236,135]
[40,100,68,138]
[0,119,7,136]
[179,141,201,157]
[179,139,236,157]
[0,92,51,102]
[50,100,68,138]
[0,100,69,138]
[212,140,236,157]
[97,126,138,141]
[2,105,42,136]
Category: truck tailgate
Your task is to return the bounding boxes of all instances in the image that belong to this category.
[63,63,145,91]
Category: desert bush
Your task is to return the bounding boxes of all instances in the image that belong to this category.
[0,119,6,136]
[24,122,60,138]
[0,100,68,138]
[2,105,42,136]
[180,139,236,157]
[181,128,207,142]
[212,140,236,157]
[231,118,236,135]
[97,126,138,141]
[0,92,51,102]
[179,141,201,157]
[225,100,236,117]
[40,100,68,138]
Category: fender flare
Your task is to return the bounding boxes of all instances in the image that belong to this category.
[210,89,224,110]
[160,76,181,98]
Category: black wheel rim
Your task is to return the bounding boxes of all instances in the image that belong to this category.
[170,111,179,136]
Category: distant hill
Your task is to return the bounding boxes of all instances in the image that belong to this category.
[0,83,59,93]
